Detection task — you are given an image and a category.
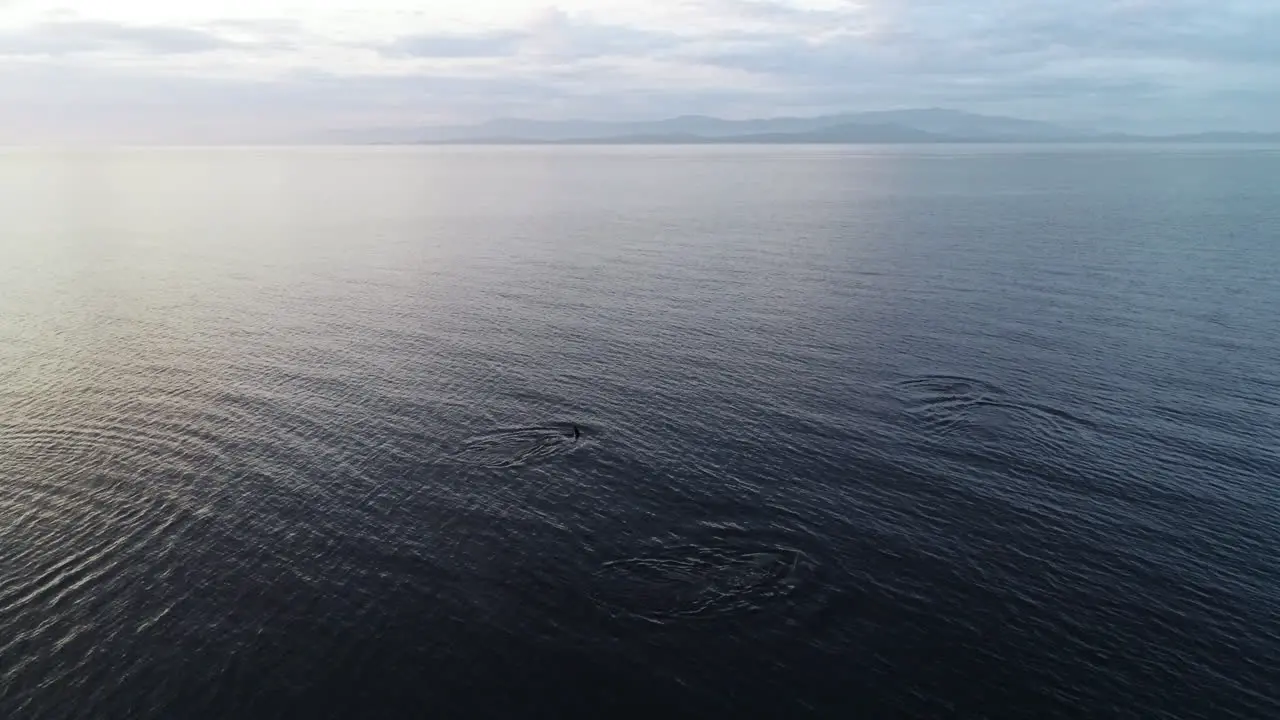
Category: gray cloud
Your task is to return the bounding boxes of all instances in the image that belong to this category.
[702,1,1280,78]
[201,19,306,35]
[1,1,1278,142]
[956,0,1280,66]
[380,10,679,61]
[381,31,526,59]
[678,0,1280,130]
[696,0,852,26]
[0,21,236,56]
[197,18,310,50]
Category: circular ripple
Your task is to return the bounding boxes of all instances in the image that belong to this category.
[894,374,1096,459]
[591,543,817,623]
[448,424,585,469]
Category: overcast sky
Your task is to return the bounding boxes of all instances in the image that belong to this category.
[1,0,1276,142]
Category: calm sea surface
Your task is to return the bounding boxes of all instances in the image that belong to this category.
[1,146,1278,719]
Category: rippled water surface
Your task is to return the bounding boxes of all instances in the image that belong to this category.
[2,146,1278,719]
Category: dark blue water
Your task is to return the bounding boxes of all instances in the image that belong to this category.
[2,146,1278,719]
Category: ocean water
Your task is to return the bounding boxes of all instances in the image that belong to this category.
[1,145,1278,719]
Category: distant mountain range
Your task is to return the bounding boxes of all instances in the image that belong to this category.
[339,109,1280,145]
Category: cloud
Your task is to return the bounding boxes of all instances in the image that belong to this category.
[681,0,1280,128]
[0,21,237,56]
[0,0,1277,141]
[700,0,1280,79]
[520,8,680,58]
[378,9,680,61]
[380,31,525,59]
[680,0,852,30]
